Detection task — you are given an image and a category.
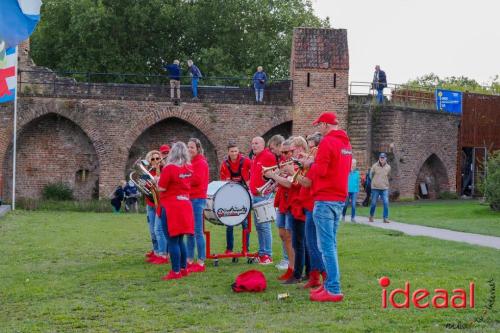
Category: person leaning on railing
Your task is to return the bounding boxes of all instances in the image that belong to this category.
[253,66,267,103]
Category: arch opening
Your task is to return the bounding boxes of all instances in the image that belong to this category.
[2,113,100,201]
[415,154,449,199]
[262,121,293,143]
[126,117,218,179]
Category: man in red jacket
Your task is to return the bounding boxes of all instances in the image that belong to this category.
[219,141,252,253]
[249,136,276,264]
[303,112,352,302]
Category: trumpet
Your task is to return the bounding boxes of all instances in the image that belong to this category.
[261,160,295,175]
[256,179,278,196]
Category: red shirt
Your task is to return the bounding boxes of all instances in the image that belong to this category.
[219,153,251,183]
[189,154,209,199]
[274,186,289,213]
[249,148,277,196]
[308,129,352,202]
[145,168,161,207]
[158,164,195,237]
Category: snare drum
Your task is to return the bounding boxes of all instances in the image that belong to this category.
[204,181,251,227]
[253,199,276,224]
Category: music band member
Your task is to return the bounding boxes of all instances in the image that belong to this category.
[158,142,195,280]
[249,136,276,264]
[268,135,291,272]
[186,138,209,272]
[144,150,162,263]
[296,132,325,289]
[303,112,352,302]
[267,138,295,280]
[151,146,170,265]
[219,141,251,253]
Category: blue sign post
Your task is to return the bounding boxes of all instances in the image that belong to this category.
[435,89,462,114]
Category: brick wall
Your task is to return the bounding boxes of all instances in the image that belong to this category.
[0,97,293,201]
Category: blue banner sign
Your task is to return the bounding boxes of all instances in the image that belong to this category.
[435,89,462,114]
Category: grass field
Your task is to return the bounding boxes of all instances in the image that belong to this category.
[1,210,499,332]
[356,200,500,237]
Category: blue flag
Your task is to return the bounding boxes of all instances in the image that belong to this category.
[0,0,42,49]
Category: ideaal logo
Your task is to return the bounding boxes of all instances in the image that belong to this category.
[379,276,474,309]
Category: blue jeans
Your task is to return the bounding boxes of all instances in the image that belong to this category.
[305,209,324,272]
[342,192,358,219]
[370,189,389,219]
[162,209,187,272]
[252,195,273,257]
[186,199,206,261]
[255,88,264,102]
[291,218,306,279]
[226,219,249,252]
[313,201,344,294]
[192,78,199,97]
[376,88,384,104]
[147,205,158,253]
[154,208,168,255]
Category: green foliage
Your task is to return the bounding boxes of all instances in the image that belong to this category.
[41,182,74,201]
[31,0,329,79]
[405,73,500,95]
[483,151,500,211]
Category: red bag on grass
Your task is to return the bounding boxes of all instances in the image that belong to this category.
[232,270,267,293]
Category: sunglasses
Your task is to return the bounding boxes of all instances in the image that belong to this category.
[282,149,294,154]
[151,157,161,161]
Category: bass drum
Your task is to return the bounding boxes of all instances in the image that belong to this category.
[204,181,251,227]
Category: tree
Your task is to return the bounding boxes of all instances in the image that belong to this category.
[482,151,500,211]
[30,0,329,81]
[405,73,500,95]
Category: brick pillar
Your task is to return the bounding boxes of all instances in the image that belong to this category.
[290,28,349,136]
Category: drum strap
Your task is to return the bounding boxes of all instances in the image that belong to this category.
[225,157,246,183]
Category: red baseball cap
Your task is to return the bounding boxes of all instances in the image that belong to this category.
[312,112,338,126]
[159,144,170,153]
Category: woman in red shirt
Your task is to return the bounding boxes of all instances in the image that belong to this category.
[186,138,210,272]
[158,142,195,280]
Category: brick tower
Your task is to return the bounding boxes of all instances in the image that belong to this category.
[290,28,349,135]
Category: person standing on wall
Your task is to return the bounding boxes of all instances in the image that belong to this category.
[253,66,267,103]
[186,138,209,272]
[369,153,391,223]
[372,65,387,104]
[164,60,181,102]
[187,60,202,100]
[219,141,252,254]
[302,111,352,302]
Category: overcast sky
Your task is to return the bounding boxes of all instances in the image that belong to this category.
[312,0,500,85]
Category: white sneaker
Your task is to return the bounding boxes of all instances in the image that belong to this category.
[275,259,289,270]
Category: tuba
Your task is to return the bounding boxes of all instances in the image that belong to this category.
[129,159,161,207]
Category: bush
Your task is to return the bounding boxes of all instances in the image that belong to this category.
[437,191,459,200]
[483,151,500,211]
[42,182,74,201]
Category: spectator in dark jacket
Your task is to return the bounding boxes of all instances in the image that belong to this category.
[253,66,267,103]
[362,168,372,206]
[372,65,387,104]
[110,180,126,213]
[164,60,181,100]
[187,59,202,99]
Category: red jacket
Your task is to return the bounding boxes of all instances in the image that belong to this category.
[249,148,276,196]
[219,153,251,183]
[308,129,352,202]
[158,164,195,237]
[190,154,209,199]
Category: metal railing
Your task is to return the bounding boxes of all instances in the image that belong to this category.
[18,69,293,105]
[349,81,436,109]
